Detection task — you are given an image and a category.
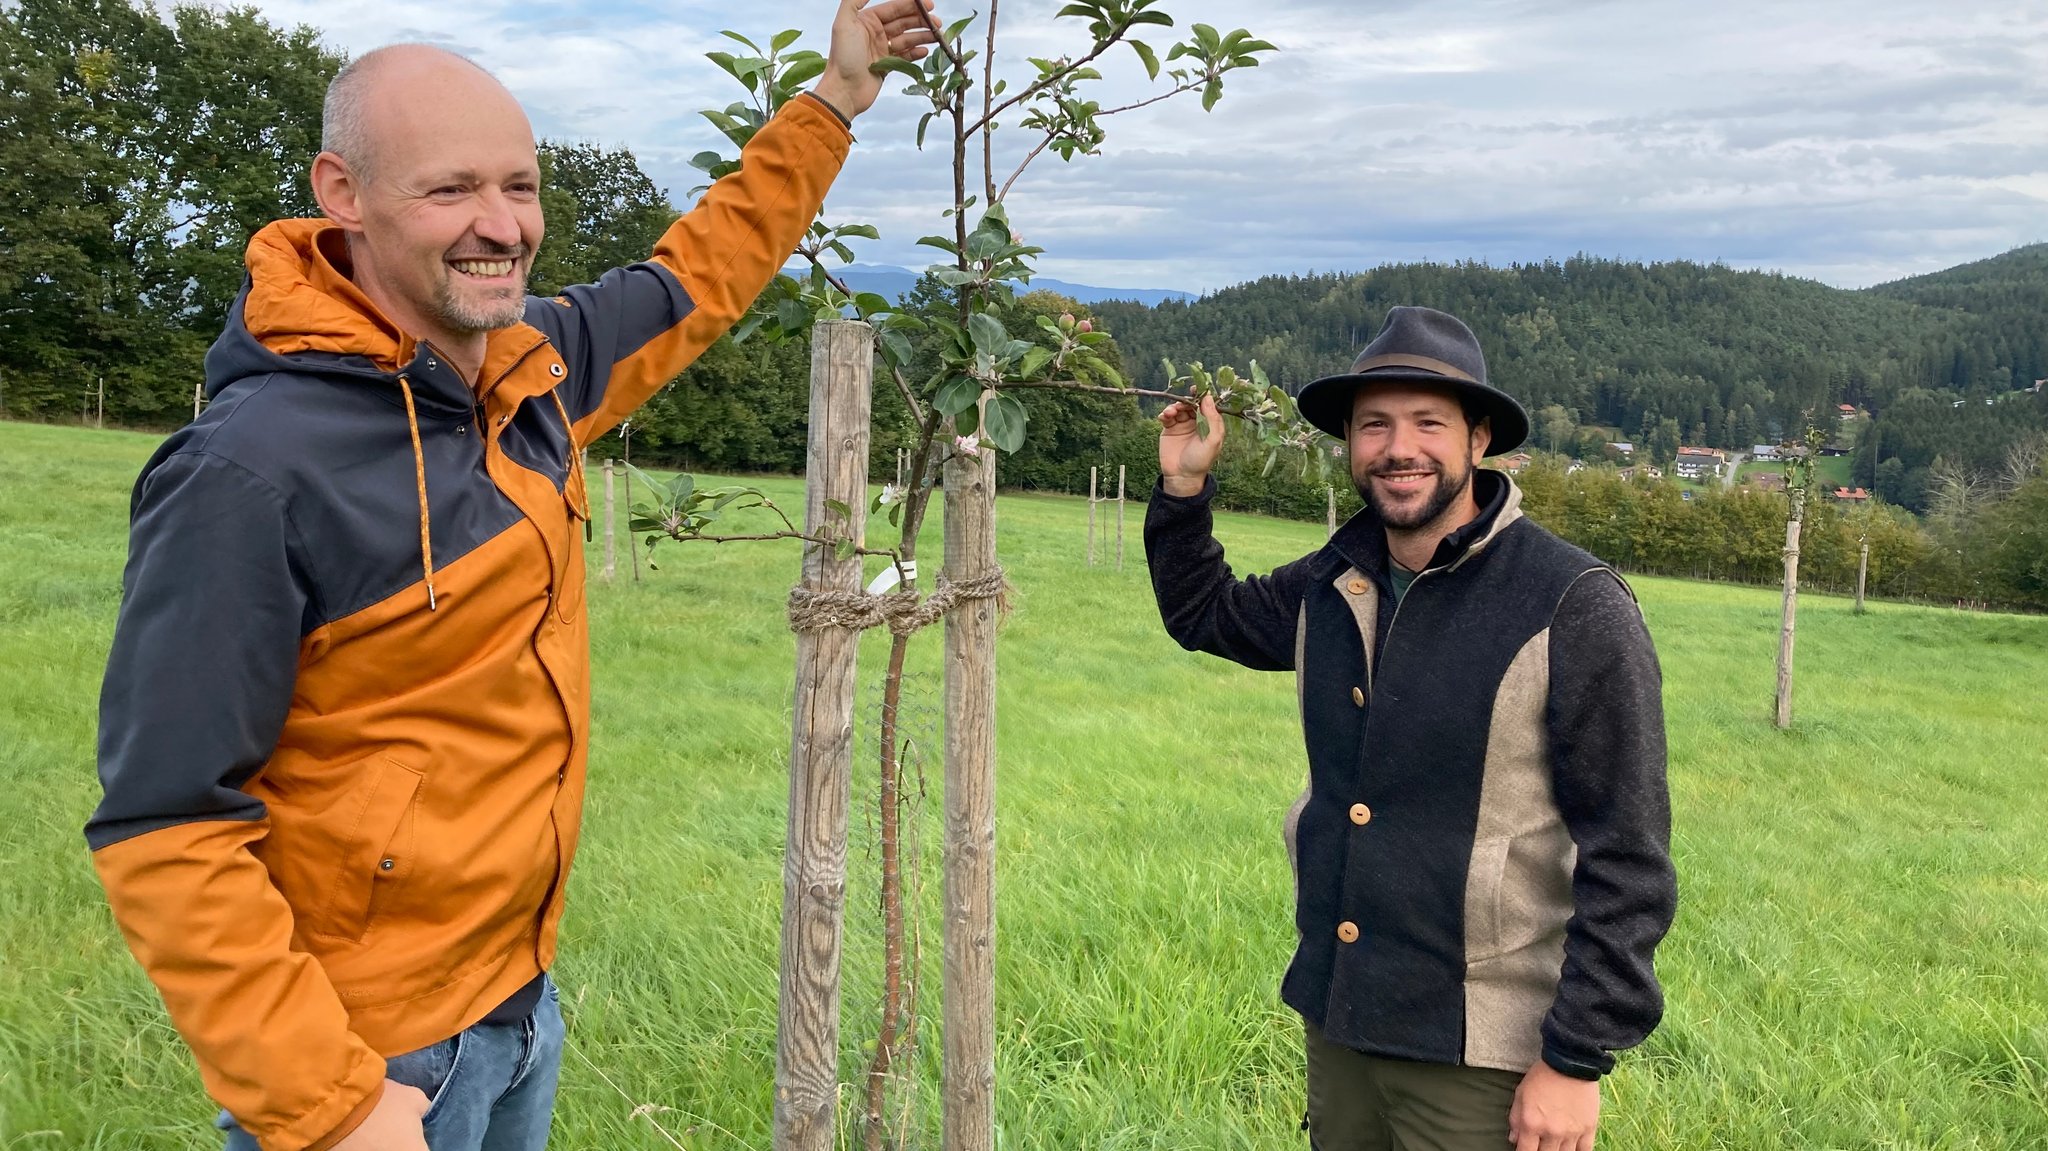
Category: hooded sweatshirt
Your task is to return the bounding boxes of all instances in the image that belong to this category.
[85,94,850,1151]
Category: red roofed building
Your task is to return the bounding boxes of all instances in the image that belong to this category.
[1832,486,1870,502]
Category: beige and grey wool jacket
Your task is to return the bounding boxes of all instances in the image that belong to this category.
[1144,469,1676,1079]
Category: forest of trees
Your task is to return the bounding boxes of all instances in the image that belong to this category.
[3,0,2045,610]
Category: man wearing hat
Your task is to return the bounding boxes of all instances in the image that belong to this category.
[1143,306,1676,1151]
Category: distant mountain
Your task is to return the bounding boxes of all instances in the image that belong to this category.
[791,263,1196,307]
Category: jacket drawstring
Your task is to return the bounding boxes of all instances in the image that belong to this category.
[548,391,589,521]
[398,376,437,611]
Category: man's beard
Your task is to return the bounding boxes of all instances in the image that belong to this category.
[1355,456,1473,531]
[430,243,530,334]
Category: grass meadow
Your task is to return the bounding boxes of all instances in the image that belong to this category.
[2,419,2045,1149]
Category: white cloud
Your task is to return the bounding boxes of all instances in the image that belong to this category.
[243,0,2048,292]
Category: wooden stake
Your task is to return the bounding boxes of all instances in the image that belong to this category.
[942,441,999,1151]
[193,378,205,421]
[1117,464,1126,570]
[1327,485,1337,538]
[1775,512,1803,730]
[1855,542,1869,614]
[774,319,874,1151]
[1087,465,1098,566]
[96,376,104,430]
[602,460,617,583]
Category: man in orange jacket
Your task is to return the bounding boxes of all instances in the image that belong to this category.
[85,3,937,1149]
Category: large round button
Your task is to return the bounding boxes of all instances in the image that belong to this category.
[1350,803,1372,826]
[1336,921,1360,944]
[1351,687,1366,707]
[1347,579,1369,595]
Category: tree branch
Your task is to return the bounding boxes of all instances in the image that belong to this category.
[983,0,1000,206]
[996,132,1056,203]
[1001,377,1258,418]
[968,23,1133,135]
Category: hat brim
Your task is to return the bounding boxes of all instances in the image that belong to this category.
[1297,368,1529,457]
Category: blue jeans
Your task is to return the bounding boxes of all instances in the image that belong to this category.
[220,976,563,1151]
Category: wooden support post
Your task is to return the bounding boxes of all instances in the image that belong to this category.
[193,378,205,421]
[96,376,105,430]
[1087,465,1098,566]
[774,320,874,1151]
[1117,465,1126,570]
[602,460,617,582]
[1327,485,1337,538]
[942,440,999,1151]
[1855,543,1869,614]
[1775,513,1803,730]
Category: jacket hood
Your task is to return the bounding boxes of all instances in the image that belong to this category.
[204,219,415,400]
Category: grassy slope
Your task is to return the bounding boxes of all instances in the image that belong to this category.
[0,420,2043,1149]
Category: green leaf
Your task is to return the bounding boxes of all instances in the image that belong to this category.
[1128,9,1175,27]
[780,56,828,89]
[934,267,980,288]
[1131,39,1161,80]
[1016,346,1055,379]
[917,234,961,255]
[935,375,982,417]
[835,538,858,562]
[880,329,915,366]
[1202,78,1223,112]
[1055,2,1101,17]
[854,292,893,317]
[984,392,1030,453]
[732,311,766,345]
[719,29,763,52]
[955,402,981,437]
[828,241,857,264]
[668,473,696,506]
[777,297,811,333]
[968,312,1008,355]
[871,56,926,80]
[771,28,802,53]
[824,498,852,521]
[688,150,728,173]
[837,223,881,240]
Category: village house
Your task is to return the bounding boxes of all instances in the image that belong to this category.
[1674,446,1727,480]
[1837,403,1858,421]
[1831,486,1871,503]
[1751,443,1780,461]
[1496,451,1535,474]
[1606,441,1635,458]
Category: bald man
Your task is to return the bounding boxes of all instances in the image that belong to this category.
[85,5,937,1150]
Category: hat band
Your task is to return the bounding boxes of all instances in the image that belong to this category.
[1354,353,1478,385]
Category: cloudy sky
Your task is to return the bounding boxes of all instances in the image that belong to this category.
[247,0,2048,293]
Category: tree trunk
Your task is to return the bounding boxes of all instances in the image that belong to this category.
[1855,543,1869,614]
[1117,465,1126,570]
[601,460,617,582]
[941,445,998,1151]
[775,320,874,1151]
[1775,512,1803,730]
[1087,465,1097,566]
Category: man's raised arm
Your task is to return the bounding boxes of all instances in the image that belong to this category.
[542,0,941,442]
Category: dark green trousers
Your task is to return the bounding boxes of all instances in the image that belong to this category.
[1305,1022,1524,1151]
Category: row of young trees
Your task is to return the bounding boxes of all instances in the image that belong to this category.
[1507,444,2048,613]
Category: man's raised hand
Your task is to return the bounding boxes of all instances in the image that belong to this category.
[1159,394,1225,498]
[814,0,942,120]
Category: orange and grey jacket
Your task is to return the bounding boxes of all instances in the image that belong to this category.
[86,95,850,1151]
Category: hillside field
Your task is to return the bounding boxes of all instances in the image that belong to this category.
[1,420,2044,1149]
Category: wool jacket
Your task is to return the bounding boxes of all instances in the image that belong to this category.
[1145,470,1676,1079]
[85,94,851,1151]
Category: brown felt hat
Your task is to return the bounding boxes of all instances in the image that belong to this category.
[1297,306,1529,456]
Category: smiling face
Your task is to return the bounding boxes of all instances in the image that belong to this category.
[312,47,543,351]
[1348,381,1492,533]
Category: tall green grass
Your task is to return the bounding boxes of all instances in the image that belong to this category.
[1,420,2043,1148]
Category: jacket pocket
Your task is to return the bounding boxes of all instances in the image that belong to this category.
[314,755,424,943]
[1464,836,1512,963]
